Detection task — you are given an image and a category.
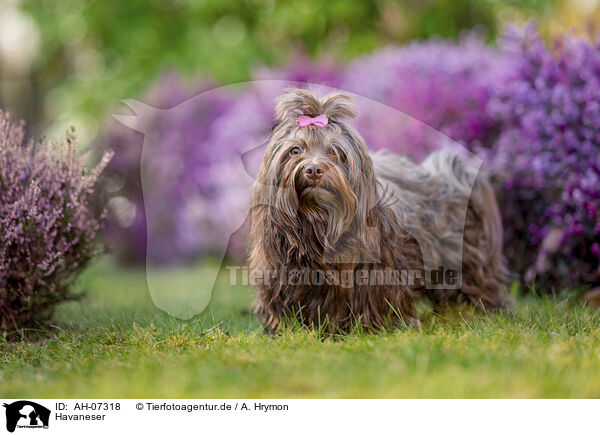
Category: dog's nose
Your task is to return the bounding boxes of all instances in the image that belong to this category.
[304,164,325,181]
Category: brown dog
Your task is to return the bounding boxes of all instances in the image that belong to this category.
[248,88,509,332]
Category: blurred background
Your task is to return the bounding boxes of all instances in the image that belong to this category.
[5,0,597,143]
[1,0,600,297]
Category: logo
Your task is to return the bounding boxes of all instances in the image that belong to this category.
[3,401,50,433]
[113,82,480,320]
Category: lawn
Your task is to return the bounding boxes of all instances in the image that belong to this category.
[1,257,600,398]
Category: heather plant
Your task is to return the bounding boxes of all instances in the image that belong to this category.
[483,23,600,287]
[0,110,112,332]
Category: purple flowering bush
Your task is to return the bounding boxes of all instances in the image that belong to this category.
[342,33,512,160]
[101,75,235,264]
[102,37,514,264]
[484,24,600,287]
[344,26,600,288]
[103,27,600,291]
[102,60,342,264]
[0,111,112,332]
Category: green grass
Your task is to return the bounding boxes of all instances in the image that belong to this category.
[1,257,600,398]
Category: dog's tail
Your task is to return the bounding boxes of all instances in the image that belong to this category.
[421,149,511,309]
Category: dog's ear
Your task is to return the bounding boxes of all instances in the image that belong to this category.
[275,88,323,121]
[322,92,357,121]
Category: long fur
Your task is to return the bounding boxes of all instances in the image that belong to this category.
[249,88,509,332]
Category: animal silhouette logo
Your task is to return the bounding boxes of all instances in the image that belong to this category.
[113,81,480,320]
[3,401,50,432]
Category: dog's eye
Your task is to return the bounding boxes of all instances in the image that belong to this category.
[329,147,346,162]
[290,146,302,156]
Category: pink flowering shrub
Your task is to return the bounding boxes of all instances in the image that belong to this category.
[0,110,112,332]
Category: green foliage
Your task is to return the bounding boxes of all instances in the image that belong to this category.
[21,0,556,141]
[1,258,599,398]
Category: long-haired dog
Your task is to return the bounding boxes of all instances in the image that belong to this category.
[249,88,509,332]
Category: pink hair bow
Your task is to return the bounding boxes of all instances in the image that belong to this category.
[296,114,328,128]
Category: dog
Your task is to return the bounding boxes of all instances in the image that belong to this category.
[248,88,509,332]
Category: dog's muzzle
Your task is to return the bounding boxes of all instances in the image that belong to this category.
[304,163,326,185]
